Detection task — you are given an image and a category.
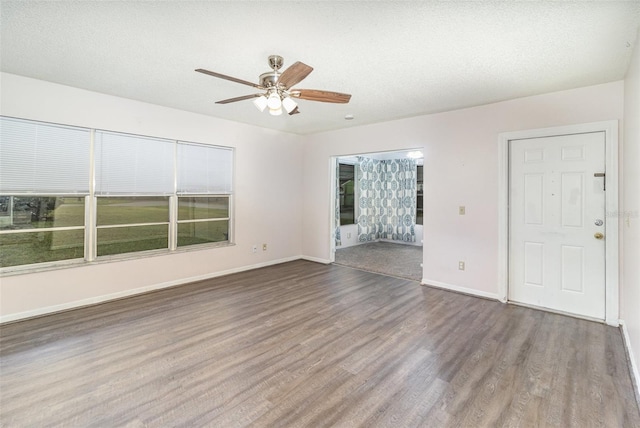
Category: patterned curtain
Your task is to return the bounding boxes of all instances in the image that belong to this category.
[357,156,383,242]
[383,159,417,242]
[335,160,341,247]
[356,157,417,243]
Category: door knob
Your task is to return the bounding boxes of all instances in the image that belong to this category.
[594,232,604,240]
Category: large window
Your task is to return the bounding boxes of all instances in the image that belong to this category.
[338,163,355,225]
[0,116,234,270]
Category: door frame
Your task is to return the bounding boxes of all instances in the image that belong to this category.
[498,121,619,326]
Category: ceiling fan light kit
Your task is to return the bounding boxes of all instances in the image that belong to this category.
[282,97,297,114]
[267,91,282,110]
[196,55,351,117]
[253,95,268,112]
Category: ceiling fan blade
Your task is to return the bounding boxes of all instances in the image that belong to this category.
[215,94,262,104]
[278,62,313,89]
[196,68,264,89]
[290,89,351,104]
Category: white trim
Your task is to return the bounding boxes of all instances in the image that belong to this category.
[87,129,96,261]
[498,121,619,325]
[620,320,640,407]
[0,255,303,324]
[509,300,603,324]
[329,156,338,263]
[301,255,332,264]
[97,221,169,229]
[0,225,84,234]
[421,278,501,301]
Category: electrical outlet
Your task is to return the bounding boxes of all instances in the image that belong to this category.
[262,243,267,251]
[458,261,465,270]
[252,245,257,253]
[459,206,466,215]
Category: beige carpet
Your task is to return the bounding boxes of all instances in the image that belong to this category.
[334,241,422,281]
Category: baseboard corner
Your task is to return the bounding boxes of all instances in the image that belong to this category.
[300,255,332,264]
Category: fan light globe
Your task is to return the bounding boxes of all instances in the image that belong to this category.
[282,97,297,114]
[269,107,283,116]
[253,95,268,112]
[267,92,282,109]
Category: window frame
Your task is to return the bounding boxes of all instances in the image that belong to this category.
[94,195,172,259]
[338,162,357,226]
[0,116,235,274]
[0,194,87,269]
[176,195,231,248]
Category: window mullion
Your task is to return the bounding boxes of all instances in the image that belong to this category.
[86,129,97,261]
[169,195,177,251]
[169,140,178,251]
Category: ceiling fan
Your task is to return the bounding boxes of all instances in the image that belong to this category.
[195,55,351,116]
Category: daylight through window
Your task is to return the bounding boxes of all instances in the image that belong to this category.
[0,116,234,269]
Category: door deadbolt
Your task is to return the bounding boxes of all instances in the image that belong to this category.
[594,232,604,240]
[594,219,603,226]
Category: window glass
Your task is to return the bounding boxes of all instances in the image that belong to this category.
[178,197,229,221]
[96,197,170,257]
[97,197,170,226]
[0,196,85,267]
[339,163,355,225]
[177,220,229,247]
[0,229,85,268]
[97,225,169,257]
[0,196,85,230]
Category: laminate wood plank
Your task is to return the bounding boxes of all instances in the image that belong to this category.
[1,260,639,427]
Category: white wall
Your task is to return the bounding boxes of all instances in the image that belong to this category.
[0,73,304,321]
[623,29,640,395]
[302,81,624,298]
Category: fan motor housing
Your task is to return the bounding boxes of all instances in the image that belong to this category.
[259,71,281,88]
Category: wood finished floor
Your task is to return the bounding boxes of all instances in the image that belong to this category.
[1,260,639,427]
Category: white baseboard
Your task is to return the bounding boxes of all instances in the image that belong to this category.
[620,320,640,408]
[421,278,500,301]
[300,255,332,264]
[0,255,303,324]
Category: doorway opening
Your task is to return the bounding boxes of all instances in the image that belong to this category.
[331,149,424,282]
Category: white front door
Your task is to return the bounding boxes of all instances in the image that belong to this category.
[509,132,606,319]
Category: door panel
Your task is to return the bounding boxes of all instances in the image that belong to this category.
[509,132,606,319]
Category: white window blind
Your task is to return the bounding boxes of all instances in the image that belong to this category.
[177,142,233,194]
[0,116,91,193]
[95,131,175,195]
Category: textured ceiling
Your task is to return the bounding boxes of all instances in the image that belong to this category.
[1,1,639,135]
